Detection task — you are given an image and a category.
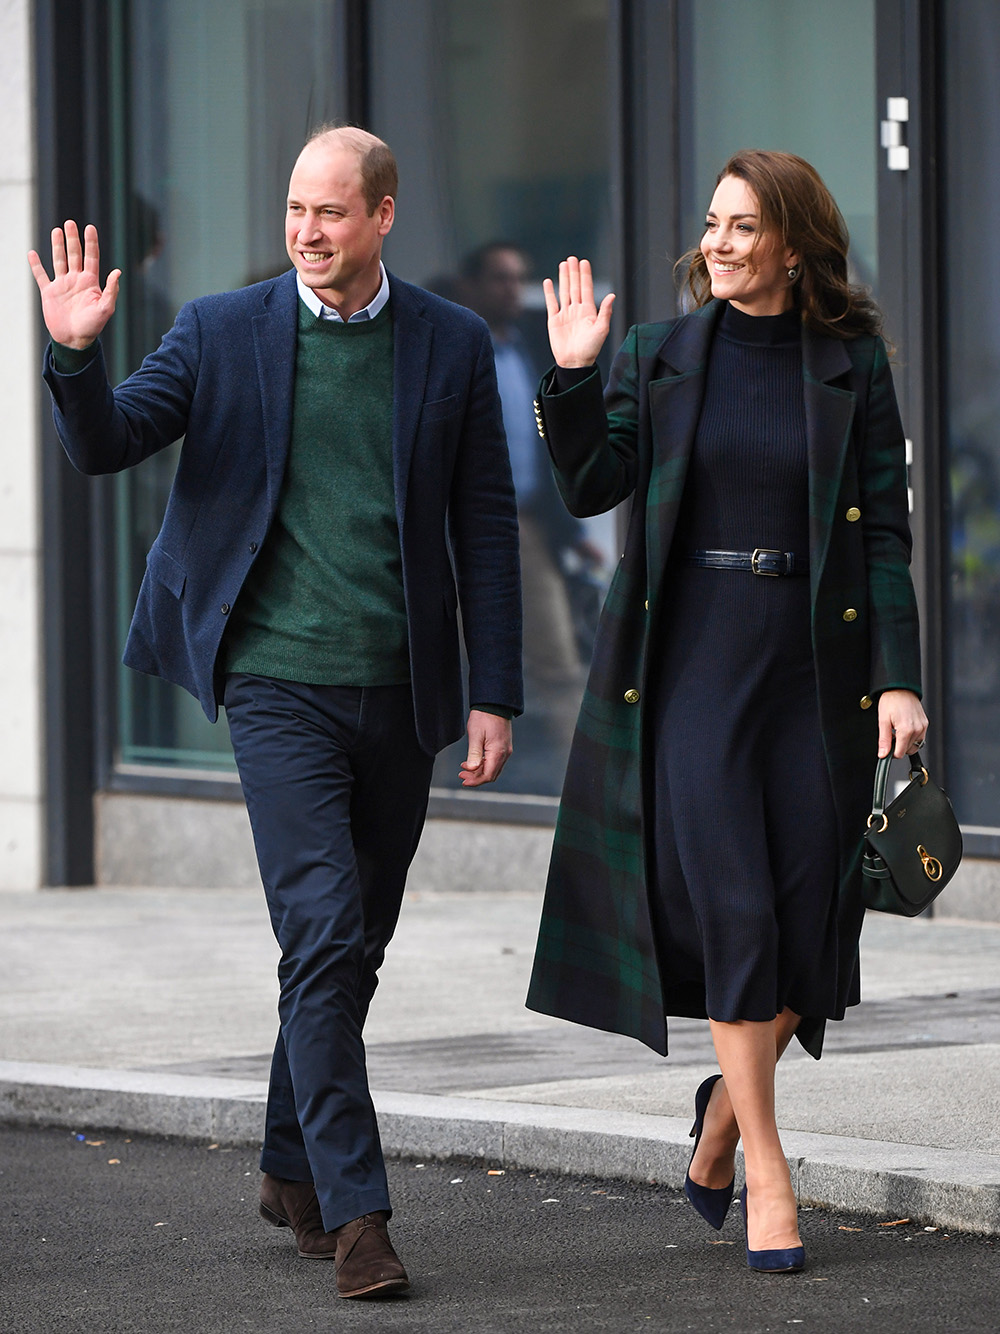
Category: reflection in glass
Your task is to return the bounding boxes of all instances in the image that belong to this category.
[371,0,614,796]
[941,3,1000,830]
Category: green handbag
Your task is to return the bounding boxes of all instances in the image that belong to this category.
[862,754,963,916]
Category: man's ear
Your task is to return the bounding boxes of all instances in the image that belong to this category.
[377,196,395,237]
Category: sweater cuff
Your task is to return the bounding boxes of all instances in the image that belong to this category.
[471,703,516,721]
[549,364,598,394]
[51,341,100,375]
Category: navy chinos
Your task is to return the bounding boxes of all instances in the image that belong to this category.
[224,673,434,1231]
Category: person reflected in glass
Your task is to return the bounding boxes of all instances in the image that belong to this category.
[527,151,927,1272]
[461,242,603,756]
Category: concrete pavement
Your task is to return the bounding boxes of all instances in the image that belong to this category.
[0,880,998,1235]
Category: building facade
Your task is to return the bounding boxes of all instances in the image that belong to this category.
[4,0,999,916]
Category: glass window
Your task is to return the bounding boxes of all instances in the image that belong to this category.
[940,2,1000,832]
[370,0,616,797]
[679,0,877,296]
[109,0,347,772]
[108,0,617,800]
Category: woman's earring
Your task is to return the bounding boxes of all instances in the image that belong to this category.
[788,267,798,281]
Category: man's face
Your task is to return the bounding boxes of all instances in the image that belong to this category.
[470,249,528,328]
[284,142,394,313]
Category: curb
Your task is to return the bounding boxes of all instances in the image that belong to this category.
[1,1061,997,1237]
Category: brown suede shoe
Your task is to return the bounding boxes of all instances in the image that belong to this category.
[259,1176,408,1297]
[332,1212,409,1299]
[259,1173,338,1259]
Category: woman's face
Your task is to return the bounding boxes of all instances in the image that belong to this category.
[700,175,798,316]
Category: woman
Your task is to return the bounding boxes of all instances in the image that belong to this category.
[526,150,927,1272]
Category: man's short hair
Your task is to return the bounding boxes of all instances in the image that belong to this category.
[460,241,529,283]
[305,123,398,215]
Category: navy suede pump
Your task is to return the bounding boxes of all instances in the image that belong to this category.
[740,1186,805,1272]
[683,1074,735,1230]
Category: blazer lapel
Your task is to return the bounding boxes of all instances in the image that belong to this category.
[802,325,855,586]
[251,271,299,515]
[644,301,721,582]
[387,275,433,526]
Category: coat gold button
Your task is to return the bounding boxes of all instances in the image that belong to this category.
[624,689,640,704]
[644,599,649,610]
[860,695,872,710]
[843,608,858,622]
[846,507,861,522]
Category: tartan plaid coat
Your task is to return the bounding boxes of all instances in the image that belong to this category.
[525,299,921,1057]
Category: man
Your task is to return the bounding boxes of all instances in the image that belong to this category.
[29,126,522,1300]
[460,242,600,750]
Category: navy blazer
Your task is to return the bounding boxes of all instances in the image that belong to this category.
[43,270,523,755]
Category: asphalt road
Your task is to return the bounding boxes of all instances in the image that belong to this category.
[1,1125,996,1333]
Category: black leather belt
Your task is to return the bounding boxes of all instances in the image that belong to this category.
[682,548,808,577]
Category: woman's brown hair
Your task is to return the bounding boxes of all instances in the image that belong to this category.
[679,149,884,341]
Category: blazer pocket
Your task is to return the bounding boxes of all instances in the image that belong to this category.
[146,544,187,598]
[420,393,461,423]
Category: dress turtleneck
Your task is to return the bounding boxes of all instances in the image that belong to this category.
[717,300,802,348]
[670,300,809,558]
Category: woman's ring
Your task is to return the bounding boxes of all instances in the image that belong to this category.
[914,737,924,748]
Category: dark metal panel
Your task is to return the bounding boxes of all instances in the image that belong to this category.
[345,0,370,126]
[875,0,946,789]
[621,0,682,326]
[34,0,117,884]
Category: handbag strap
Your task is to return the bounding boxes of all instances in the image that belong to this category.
[869,752,928,826]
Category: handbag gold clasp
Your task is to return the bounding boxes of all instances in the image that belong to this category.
[867,812,888,832]
[917,844,943,881]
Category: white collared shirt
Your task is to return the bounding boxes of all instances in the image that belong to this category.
[295,264,390,323]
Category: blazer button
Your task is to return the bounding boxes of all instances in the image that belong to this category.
[842,608,858,622]
[846,507,861,522]
[221,603,231,615]
[249,542,258,554]
[644,599,649,611]
[624,689,640,704]
[860,694,873,710]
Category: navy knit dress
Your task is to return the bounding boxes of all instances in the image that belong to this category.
[647,301,849,1041]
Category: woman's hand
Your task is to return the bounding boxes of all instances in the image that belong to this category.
[542,256,615,368]
[877,689,928,759]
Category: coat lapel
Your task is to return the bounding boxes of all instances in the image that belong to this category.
[251,271,299,515]
[387,275,433,526]
[644,302,722,584]
[802,326,855,587]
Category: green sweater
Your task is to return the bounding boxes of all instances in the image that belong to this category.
[222,300,409,684]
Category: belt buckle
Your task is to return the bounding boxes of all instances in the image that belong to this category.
[751,547,783,577]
